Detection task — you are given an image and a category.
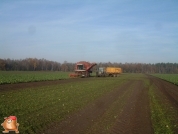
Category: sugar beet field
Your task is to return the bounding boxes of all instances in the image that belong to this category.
[0,72,178,134]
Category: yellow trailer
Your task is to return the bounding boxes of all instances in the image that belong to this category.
[106,67,122,74]
[96,67,122,77]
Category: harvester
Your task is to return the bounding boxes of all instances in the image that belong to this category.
[69,61,97,78]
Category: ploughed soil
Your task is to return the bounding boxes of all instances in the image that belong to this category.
[1,75,178,134]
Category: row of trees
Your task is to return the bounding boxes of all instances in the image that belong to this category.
[0,58,178,73]
[0,58,72,71]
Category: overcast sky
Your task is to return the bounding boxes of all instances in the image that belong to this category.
[0,0,178,63]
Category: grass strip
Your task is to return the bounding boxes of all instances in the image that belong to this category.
[148,84,174,134]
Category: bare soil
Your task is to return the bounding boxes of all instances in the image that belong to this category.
[0,78,93,91]
[1,75,178,134]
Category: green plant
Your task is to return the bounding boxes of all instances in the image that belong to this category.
[0,77,126,133]
[148,84,174,134]
[0,71,70,84]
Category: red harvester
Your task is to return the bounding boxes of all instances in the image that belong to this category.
[69,61,97,78]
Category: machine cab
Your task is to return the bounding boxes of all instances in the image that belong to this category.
[97,67,106,75]
[98,67,104,74]
[76,64,85,71]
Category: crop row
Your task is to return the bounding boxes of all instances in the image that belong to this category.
[152,74,178,85]
[0,71,70,84]
[0,76,127,133]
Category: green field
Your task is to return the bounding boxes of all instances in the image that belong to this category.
[152,74,178,85]
[0,71,70,84]
[0,76,127,133]
[0,73,177,133]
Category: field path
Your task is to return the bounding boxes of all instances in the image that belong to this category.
[41,76,155,134]
[0,78,93,91]
[109,80,152,134]
[42,80,133,134]
[147,75,178,133]
[41,75,178,134]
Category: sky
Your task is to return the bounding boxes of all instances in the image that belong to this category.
[0,0,178,63]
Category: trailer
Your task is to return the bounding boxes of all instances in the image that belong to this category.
[96,67,122,77]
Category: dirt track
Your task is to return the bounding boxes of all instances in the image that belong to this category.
[39,75,177,134]
[0,78,93,91]
[1,75,178,134]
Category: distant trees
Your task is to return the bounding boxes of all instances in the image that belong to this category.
[0,58,178,73]
[1,58,58,71]
[0,59,6,70]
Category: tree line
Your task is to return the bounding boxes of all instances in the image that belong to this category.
[0,58,178,73]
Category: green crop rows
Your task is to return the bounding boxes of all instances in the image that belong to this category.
[0,73,177,133]
[152,74,178,85]
[0,76,127,133]
[0,71,70,84]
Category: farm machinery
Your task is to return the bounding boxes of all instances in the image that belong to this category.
[96,67,122,77]
[69,61,97,78]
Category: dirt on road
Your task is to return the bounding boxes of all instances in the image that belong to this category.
[1,75,178,134]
